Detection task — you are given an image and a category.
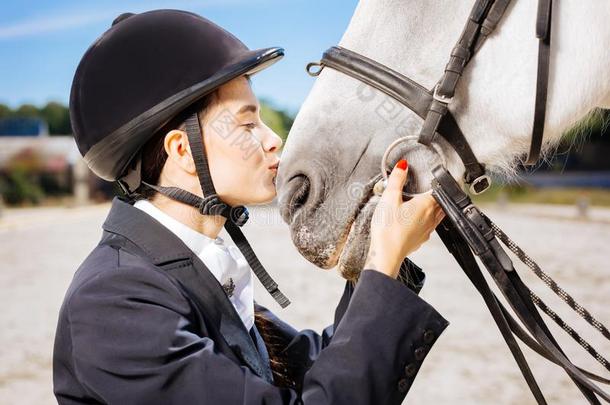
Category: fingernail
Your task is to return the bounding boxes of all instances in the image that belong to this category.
[395,159,408,171]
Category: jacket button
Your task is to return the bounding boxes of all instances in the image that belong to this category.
[397,377,410,393]
[404,363,418,377]
[423,329,435,344]
[414,346,428,361]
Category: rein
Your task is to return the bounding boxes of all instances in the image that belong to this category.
[305,0,609,403]
[432,167,609,404]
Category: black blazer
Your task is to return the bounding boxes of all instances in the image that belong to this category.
[53,196,449,404]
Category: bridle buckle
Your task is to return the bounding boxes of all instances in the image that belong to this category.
[469,174,491,195]
[433,84,454,104]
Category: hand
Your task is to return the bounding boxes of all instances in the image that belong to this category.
[364,160,445,279]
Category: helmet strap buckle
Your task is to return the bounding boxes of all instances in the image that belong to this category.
[117,151,142,197]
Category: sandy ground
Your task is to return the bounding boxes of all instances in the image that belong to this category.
[0,201,608,404]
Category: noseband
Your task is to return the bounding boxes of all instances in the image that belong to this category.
[306,1,610,403]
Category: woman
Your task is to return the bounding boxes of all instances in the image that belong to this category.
[53,9,448,404]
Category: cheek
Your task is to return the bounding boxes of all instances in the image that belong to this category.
[211,136,266,188]
[217,135,263,167]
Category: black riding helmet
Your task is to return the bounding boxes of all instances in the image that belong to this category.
[70,9,290,308]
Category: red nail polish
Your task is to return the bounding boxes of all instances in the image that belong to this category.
[395,159,408,171]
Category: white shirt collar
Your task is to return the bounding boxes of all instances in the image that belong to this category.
[133,199,254,330]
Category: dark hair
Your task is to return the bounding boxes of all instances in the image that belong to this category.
[135,89,295,388]
[254,310,299,389]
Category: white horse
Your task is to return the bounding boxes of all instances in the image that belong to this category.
[276,0,610,279]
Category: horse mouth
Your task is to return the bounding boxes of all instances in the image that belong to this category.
[330,175,383,277]
[335,193,379,279]
[283,173,381,274]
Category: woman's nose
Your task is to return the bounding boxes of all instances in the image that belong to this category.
[261,126,283,153]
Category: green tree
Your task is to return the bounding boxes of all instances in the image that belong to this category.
[41,101,72,135]
[260,100,295,142]
[261,103,286,140]
[0,104,10,119]
[278,109,294,136]
[15,104,40,118]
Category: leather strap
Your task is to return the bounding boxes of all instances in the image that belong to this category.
[476,0,513,51]
[224,219,291,308]
[140,181,249,226]
[318,46,432,118]
[435,219,547,404]
[418,0,513,182]
[435,0,513,98]
[431,166,610,404]
[435,0,495,99]
[526,0,553,165]
[437,217,610,397]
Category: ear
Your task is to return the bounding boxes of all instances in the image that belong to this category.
[164,129,197,174]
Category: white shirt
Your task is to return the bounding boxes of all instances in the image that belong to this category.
[133,199,255,330]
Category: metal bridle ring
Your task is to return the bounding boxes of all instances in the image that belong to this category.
[306,62,324,77]
[378,135,447,198]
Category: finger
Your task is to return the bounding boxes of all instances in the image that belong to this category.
[382,159,409,203]
[418,194,437,209]
[434,210,445,226]
[434,205,445,216]
[425,196,441,211]
[434,204,444,217]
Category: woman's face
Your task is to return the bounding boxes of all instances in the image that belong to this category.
[200,76,283,206]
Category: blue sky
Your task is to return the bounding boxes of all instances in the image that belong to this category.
[0,0,358,114]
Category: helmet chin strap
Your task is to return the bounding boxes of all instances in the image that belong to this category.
[139,110,291,308]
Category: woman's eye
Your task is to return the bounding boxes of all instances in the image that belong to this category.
[242,123,256,130]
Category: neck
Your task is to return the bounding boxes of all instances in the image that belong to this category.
[150,194,226,239]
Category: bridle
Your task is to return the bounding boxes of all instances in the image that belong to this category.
[306,0,610,403]
[307,0,549,195]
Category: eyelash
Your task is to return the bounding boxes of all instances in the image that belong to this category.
[242,123,256,130]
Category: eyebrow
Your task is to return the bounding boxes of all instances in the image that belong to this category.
[236,104,258,115]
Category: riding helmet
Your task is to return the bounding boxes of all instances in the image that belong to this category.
[70,9,283,190]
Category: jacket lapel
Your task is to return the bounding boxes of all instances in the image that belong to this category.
[101,196,273,383]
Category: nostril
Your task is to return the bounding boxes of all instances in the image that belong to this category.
[279,174,310,223]
[291,175,310,211]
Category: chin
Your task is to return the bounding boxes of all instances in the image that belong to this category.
[245,187,276,206]
[260,189,277,205]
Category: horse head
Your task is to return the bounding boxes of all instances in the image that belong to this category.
[277,0,610,279]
